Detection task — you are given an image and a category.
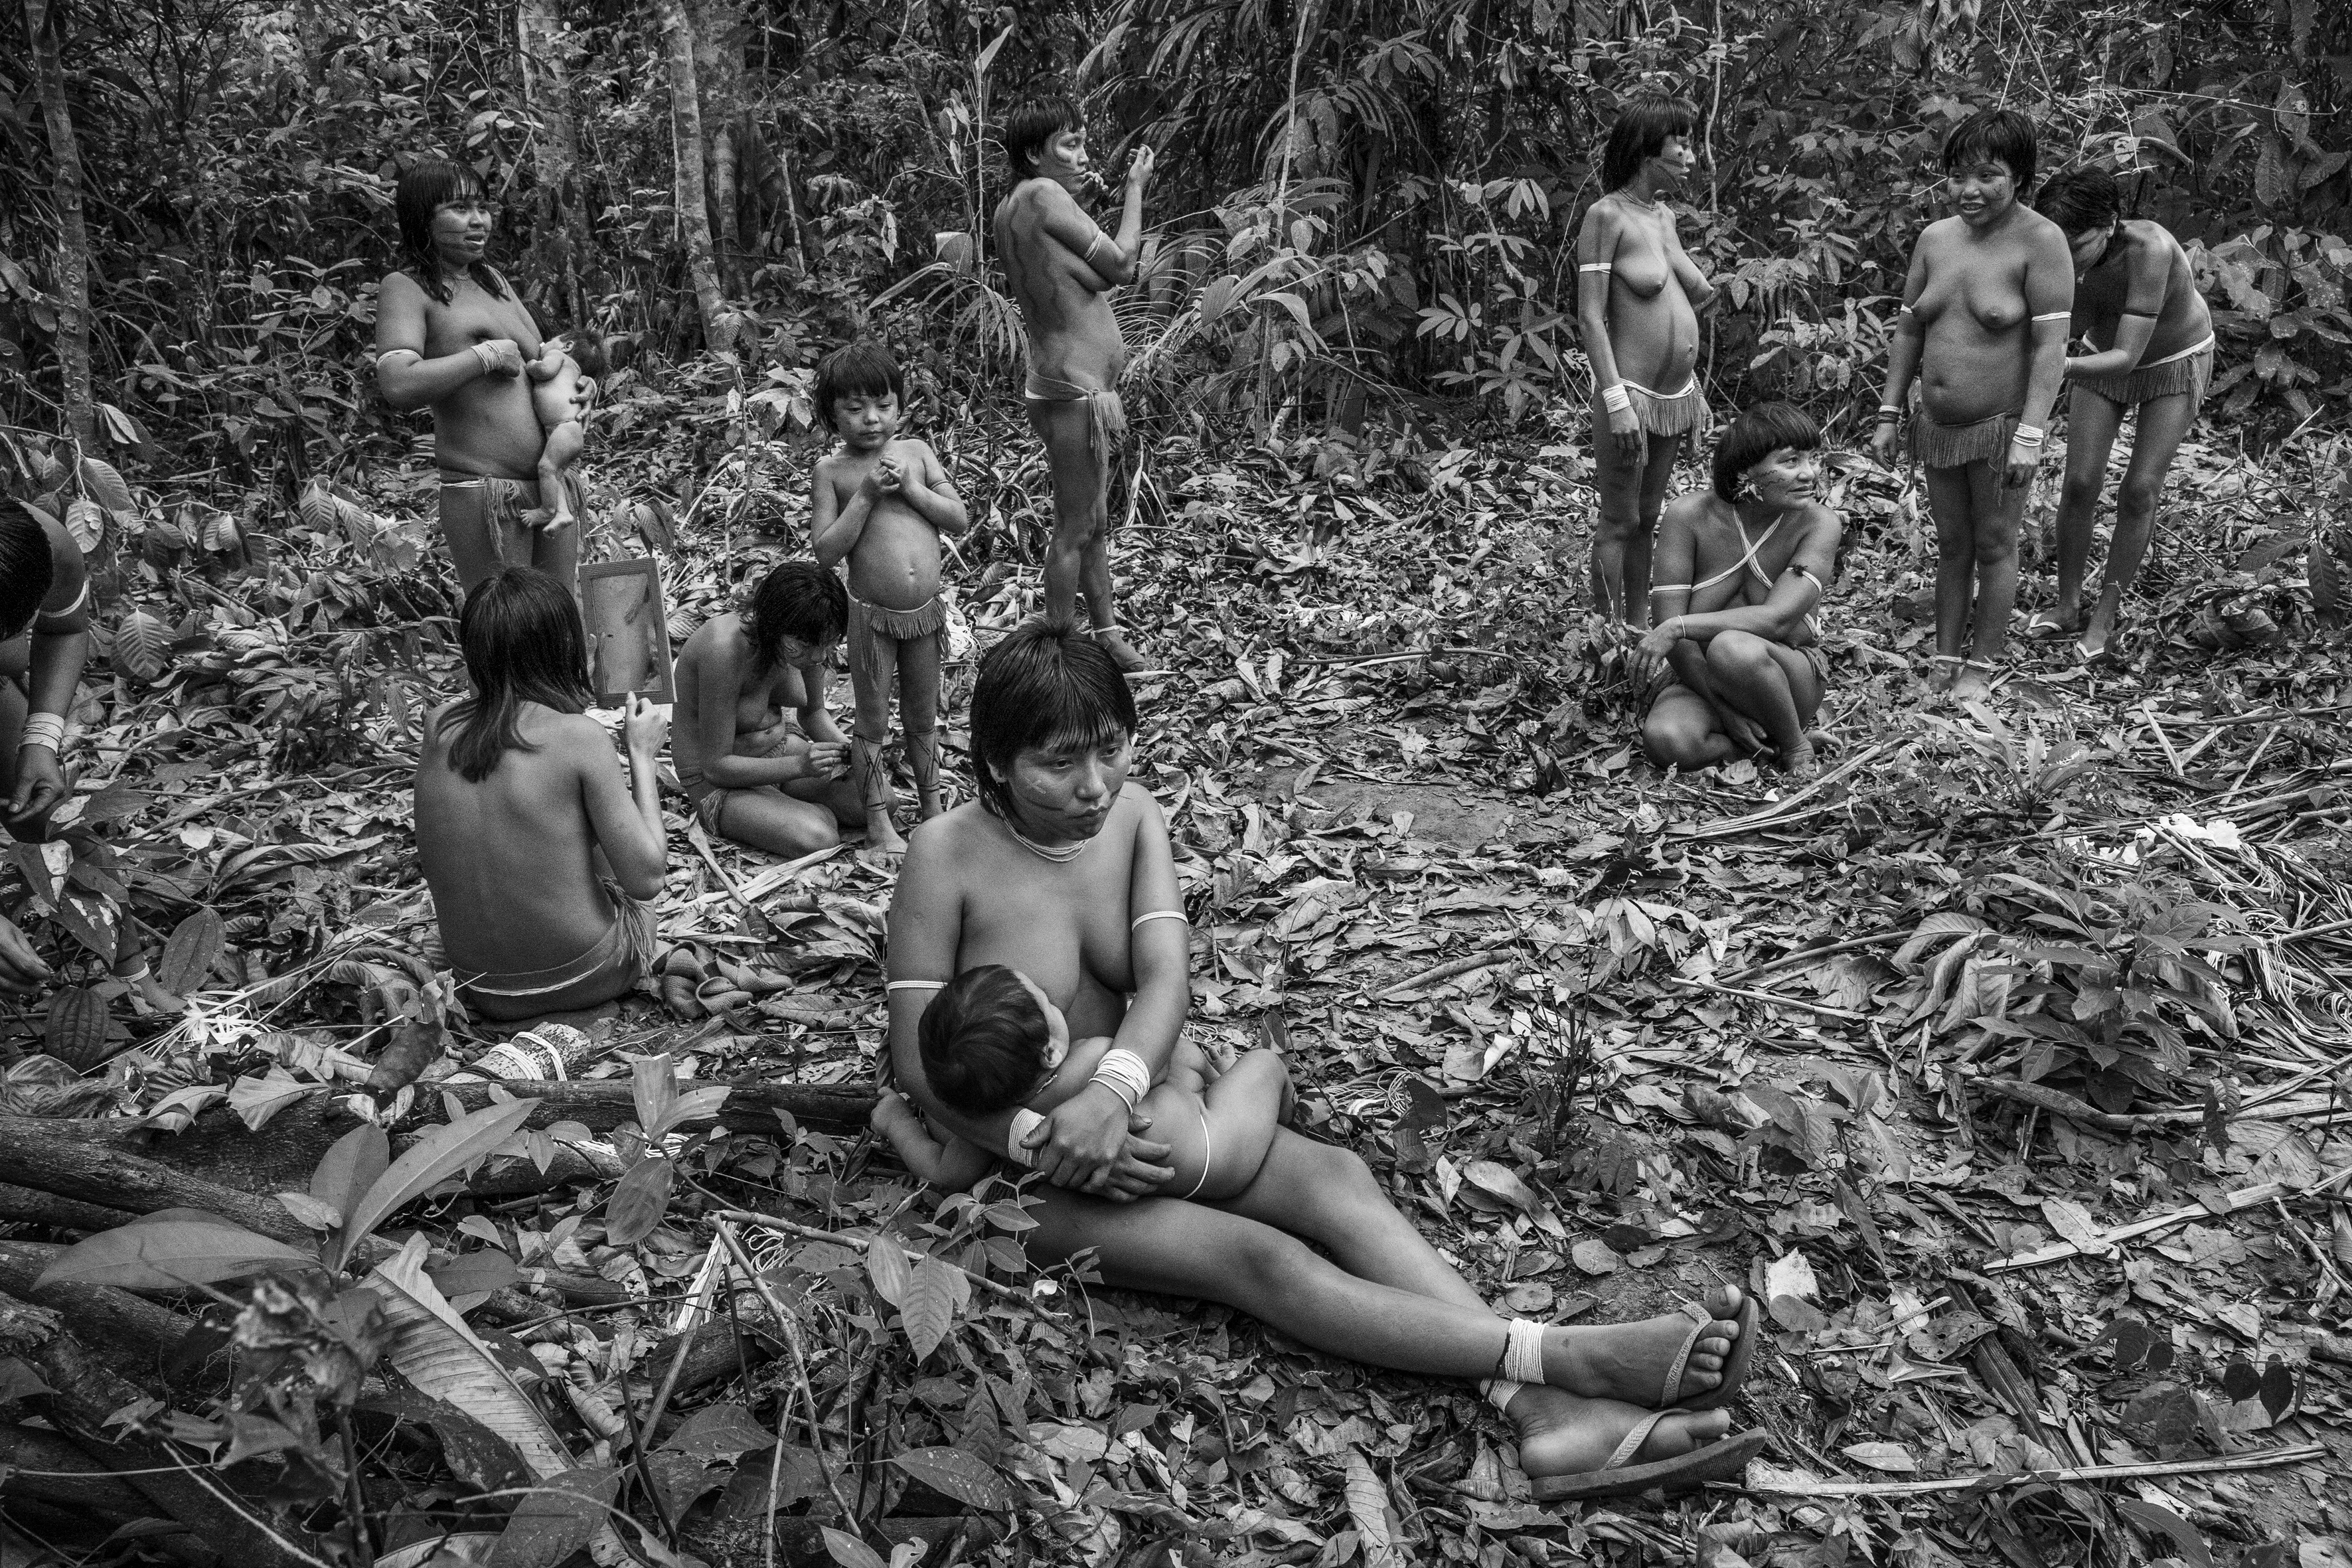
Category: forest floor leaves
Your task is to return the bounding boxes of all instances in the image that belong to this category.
[7,386,2352,1568]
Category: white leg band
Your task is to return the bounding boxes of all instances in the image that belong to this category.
[1502,1318,1547,1385]
[1481,1378,1524,1415]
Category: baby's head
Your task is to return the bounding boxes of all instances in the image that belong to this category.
[918,965,1069,1116]
[532,352,596,429]
[813,339,903,449]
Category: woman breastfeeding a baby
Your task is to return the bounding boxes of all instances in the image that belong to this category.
[876,621,1770,1498]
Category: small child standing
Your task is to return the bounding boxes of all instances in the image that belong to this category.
[810,342,969,857]
[872,965,1293,1198]
[523,343,595,532]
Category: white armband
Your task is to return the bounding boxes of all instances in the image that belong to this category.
[1006,1109,1047,1166]
[1601,384,1633,414]
[1091,1048,1152,1111]
[18,712,66,755]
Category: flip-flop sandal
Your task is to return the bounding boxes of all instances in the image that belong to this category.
[1528,1417,1770,1503]
[2021,611,2075,641]
[1663,1288,1763,1413]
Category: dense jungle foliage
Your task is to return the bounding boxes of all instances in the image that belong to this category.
[3,0,2349,469]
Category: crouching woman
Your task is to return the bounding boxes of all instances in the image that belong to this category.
[1636,402,1841,779]
[416,568,668,1022]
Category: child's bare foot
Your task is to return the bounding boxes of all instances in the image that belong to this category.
[863,815,909,859]
[545,509,575,532]
[1925,653,1961,692]
[1093,627,1152,674]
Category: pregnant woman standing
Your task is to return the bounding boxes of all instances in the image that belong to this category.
[374,158,584,595]
[1575,91,1720,628]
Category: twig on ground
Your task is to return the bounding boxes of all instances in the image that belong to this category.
[1742,1441,2325,1497]
[1665,975,1871,1020]
[1986,1163,2352,1273]
[710,1208,1028,1301]
[1377,943,1516,999]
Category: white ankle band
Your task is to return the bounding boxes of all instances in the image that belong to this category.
[1480,1377,1524,1415]
[1502,1318,1547,1385]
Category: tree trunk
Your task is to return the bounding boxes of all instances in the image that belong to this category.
[0,1114,320,1246]
[516,0,597,326]
[0,1238,219,1395]
[693,0,749,293]
[661,0,728,348]
[23,0,95,447]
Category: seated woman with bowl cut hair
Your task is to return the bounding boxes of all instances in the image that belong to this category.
[1634,402,1841,780]
[1871,108,2072,704]
[2027,164,2216,662]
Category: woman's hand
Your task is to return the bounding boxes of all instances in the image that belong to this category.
[473,339,526,378]
[0,915,50,998]
[1869,418,1902,465]
[2003,440,2040,489]
[1608,402,1644,464]
[1629,618,1682,693]
[4,748,66,836]
[1721,707,1771,757]
[623,692,668,759]
[1028,1085,1175,1200]
[800,740,850,782]
[1125,145,1156,193]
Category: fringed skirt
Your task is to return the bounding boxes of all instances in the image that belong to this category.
[2077,338,2213,411]
[1595,378,1711,438]
[1912,410,2018,471]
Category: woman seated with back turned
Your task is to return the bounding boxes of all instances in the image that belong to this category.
[1635,403,1841,780]
[414,568,668,1023]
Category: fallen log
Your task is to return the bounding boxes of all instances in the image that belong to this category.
[430,1077,876,1135]
[0,1239,220,1394]
[0,1179,135,1233]
[0,1423,211,1559]
[0,1291,326,1568]
[0,1113,314,1247]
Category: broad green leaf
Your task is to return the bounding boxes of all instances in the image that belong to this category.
[631,1052,678,1137]
[887,1446,1013,1512]
[156,908,223,997]
[35,1215,313,1292]
[42,986,107,1071]
[1343,1448,1399,1567]
[865,1236,910,1308]
[367,1237,574,1479]
[819,1528,888,1568]
[337,1097,537,1269]
[487,1462,618,1568]
[311,1122,390,1225]
[901,1257,958,1361]
[78,456,135,518]
[603,1154,673,1246]
[112,608,171,683]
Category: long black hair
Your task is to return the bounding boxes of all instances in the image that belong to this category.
[439,568,593,782]
[394,159,509,306]
[2035,167,2120,237]
[1,512,56,641]
[969,620,1137,820]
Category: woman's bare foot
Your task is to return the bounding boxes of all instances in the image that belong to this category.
[1925,654,1960,692]
[1506,1386,1737,1479]
[1543,1285,1746,1405]
[1778,738,1820,781]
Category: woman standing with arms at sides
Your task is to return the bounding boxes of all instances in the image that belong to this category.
[1871,110,2073,704]
[374,159,582,596]
[2027,166,2215,661]
[1575,91,1719,629]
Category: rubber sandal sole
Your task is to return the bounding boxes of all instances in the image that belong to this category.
[1529,1429,1770,1503]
